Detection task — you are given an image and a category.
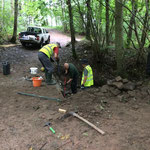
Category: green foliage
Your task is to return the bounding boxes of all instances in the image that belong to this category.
[0,0,14,43]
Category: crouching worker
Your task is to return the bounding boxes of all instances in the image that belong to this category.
[38,43,60,85]
[81,59,94,89]
[64,63,79,94]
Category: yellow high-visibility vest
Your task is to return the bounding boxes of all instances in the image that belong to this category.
[39,44,57,58]
[81,65,94,87]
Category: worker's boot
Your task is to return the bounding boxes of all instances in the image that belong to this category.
[46,72,56,85]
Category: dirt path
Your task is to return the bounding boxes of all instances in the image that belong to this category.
[49,29,83,47]
[0,30,150,150]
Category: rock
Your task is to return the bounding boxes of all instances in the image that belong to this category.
[136,81,143,86]
[123,82,136,91]
[109,87,121,96]
[115,76,122,82]
[112,82,123,89]
[122,79,129,83]
[107,80,113,86]
[128,91,136,97]
[100,85,109,93]
[84,50,87,54]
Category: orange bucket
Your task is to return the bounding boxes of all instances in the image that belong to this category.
[32,77,43,87]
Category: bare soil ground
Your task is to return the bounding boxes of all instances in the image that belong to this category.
[0,30,150,150]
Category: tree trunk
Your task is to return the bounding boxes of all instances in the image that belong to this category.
[98,0,103,44]
[115,0,124,75]
[136,0,149,64]
[105,0,110,46]
[67,0,77,59]
[126,0,136,48]
[86,0,91,40]
[140,0,149,49]
[10,0,18,43]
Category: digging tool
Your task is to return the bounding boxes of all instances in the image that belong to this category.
[44,122,55,134]
[17,92,61,102]
[64,111,105,135]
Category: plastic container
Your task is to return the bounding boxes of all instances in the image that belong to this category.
[32,77,43,87]
[2,61,10,75]
[30,67,38,74]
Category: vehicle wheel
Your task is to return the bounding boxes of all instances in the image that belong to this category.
[21,42,26,47]
[46,36,50,44]
[39,39,44,48]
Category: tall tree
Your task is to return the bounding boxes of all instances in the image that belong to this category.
[137,0,149,63]
[140,0,149,49]
[67,0,77,59]
[126,0,136,48]
[86,0,91,40]
[105,0,110,46]
[115,0,124,75]
[10,0,18,43]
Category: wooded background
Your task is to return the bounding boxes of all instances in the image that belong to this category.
[0,0,149,75]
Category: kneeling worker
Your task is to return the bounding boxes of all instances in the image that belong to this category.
[38,43,60,85]
[81,59,94,89]
[64,63,79,94]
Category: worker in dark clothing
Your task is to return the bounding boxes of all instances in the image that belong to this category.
[64,63,79,94]
[38,42,60,85]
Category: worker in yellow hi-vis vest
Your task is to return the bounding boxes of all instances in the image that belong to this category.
[81,59,94,89]
[38,42,60,85]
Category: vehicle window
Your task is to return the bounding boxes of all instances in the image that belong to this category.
[46,30,48,33]
[27,27,33,32]
[34,28,42,33]
[27,27,42,33]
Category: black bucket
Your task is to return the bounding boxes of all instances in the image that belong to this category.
[2,61,10,75]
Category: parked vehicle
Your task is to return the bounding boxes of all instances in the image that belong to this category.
[19,26,50,47]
